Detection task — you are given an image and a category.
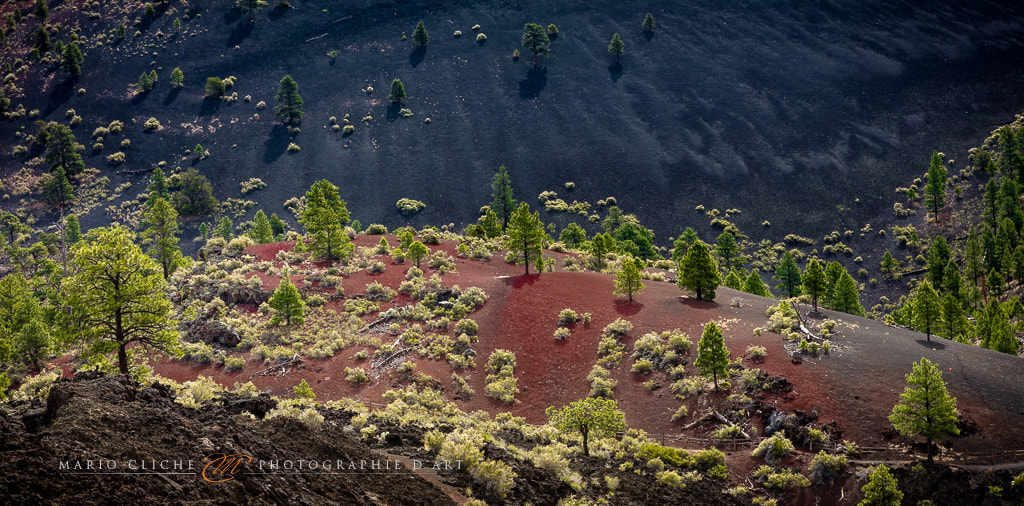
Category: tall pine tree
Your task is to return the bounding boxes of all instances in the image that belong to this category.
[802,258,827,311]
[504,202,547,275]
[773,251,802,297]
[888,358,959,463]
[613,256,645,302]
[678,240,720,301]
[695,321,730,392]
[274,75,304,126]
[924,150,947,221]
[490,165,515,230]
[299,180,352,265]
[911,280,942,342]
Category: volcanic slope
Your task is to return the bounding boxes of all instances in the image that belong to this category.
[5,0,1024,240]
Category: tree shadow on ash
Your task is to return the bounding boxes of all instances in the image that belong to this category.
[409,46,426,67]
[613,300,643,316]
[677,297,718,310]
[269,6,288,20]
[607,62,622,82]
[162,87,182,106]
[263,124,290,163]
[386,103,401,122]
[199,97,221,116]
[223,9,242,25]
[643,31,653,43]
[916,339,947,350]
[518,67,547,99]
[228,19,253,47]
[505,274,540,288]
[130,91,151,107]
[44,79,75,116]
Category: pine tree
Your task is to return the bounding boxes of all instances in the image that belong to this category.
[34,0,47,21]
[490,165,515,230]
[802,258,827,311]
[559,222,587,247]
[965,227,984,293]
[723,268,743,290]
[943,259,962,299]
[137,72,153,93]
[743,270,772,298]
[299,180,352,266]
[888,358,959,463]
[988,267,1005,299]
[44,124,85,178]
[268,268,304,325]
[642,12,655,32]
[274,75,304,126]
[678,240,721,301]
[924,150,947,221]
[216,216,234,240]
[269,213,287,237]
[149,69,158,85]
[248,209,273,244]
[997,125,1024,181]
[714,230,739,272]
[880,250,897,275]
[237,0,265,22]
[388,78,406,104]
[412,20,428,46]
[521,23,551,67]
[671,227,698,264]
[983,179,999,232]
[170,67,184,87]
[695,321,730,392]
[927,235,950,287]
[590,233,613,270]
[832,270,864,316]
[823,261,845,307]
[859,464,903,506]
[505,202,547,275]
[63,226,180,374]
[940,294,967,340]
[141,197,180,279]
[205,77,225,98]
[614,256,645,302]
[608,33,624,62]
[407,240,429,268]
[65,214,81,244]
[911,280,942,341]
[62,42,83,80]
[34,26,51,53]
[774,251,802,297]
[43,165,74,210]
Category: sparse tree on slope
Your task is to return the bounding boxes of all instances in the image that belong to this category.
[505,202,547,275]
[859,464,902,506]
[44,124,85,178]
[614,256,645,302]
[63,226,180,374]
[742,269,772,298]
[490,165,515,230]
[608,33,624,62]
[141,197,181,280]
[388,78,406,104]
[407,240,429,268]
[696,320,730,392]
[677,240,720,301]
[642,13,655,32]
[248,209,274,244]
[888,357,958,463]
[546,398,625,457]
[237,0,266,22]
[299,180,352,266]
[412,20,429,46]
[269,268,304,325]
[275,75,304,126]
[774,251,802,298]
[832,270,864,316]
[911,280,942,342]
[522,23,551,67]
[802,258,826,311]
[924,150,947,222]
[62,42,83,80]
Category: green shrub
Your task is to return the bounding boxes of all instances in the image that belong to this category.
[205,77,225,98]
[396,198,425,215]
[286,143,300,152]
[476,33,487,42]
[557,308,579,326]
[601,318,633,338]
[484,349,518,404]
[751,433,795,465]
[807,451,847,485]
[345,367,370,385]
[587,364,617,398]
[753,465,810,491]
[554,327,571,340]
[143,117,161,130]
[365,223,388,235]
[670,405,688,421]
[293,379,315,399]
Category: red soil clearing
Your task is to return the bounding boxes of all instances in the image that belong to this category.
[150,238,1024,455]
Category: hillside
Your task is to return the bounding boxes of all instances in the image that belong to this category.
[3,0,1024,241]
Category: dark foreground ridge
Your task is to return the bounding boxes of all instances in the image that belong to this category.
[0,373,455,505]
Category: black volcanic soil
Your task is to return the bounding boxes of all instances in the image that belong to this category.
[5,0,1024,244]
